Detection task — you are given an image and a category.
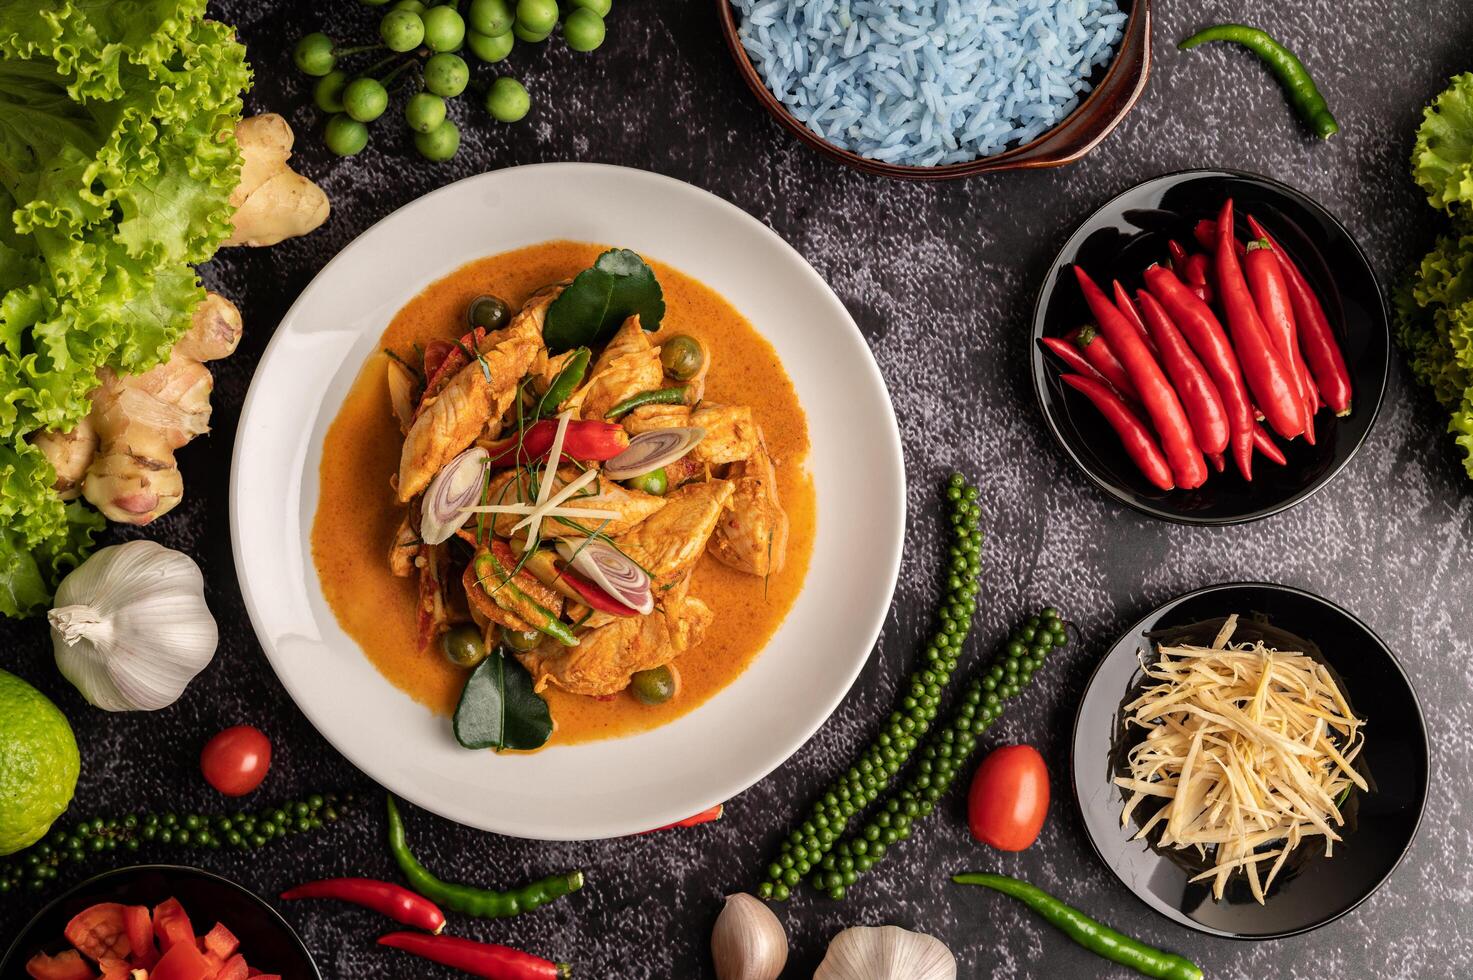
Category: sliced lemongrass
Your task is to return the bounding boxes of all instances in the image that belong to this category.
[523,410,573,551]
[459,504,620,521]
[511,467,601,535]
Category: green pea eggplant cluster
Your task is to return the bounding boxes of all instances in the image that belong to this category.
[0,793,353,895]
[292,0,618,161]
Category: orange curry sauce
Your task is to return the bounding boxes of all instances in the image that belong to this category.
[312,241,814,746]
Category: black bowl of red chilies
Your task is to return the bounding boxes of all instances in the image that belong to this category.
[1032,170,1389,525]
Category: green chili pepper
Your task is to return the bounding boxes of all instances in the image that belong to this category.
[1179,24,1338,139]
[604,385,688,420]
[386,795,584,918]
[953,874,1203,980]
[475,553,579,647]
[536,347,591,417]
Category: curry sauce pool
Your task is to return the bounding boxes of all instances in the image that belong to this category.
[312,240,815,746]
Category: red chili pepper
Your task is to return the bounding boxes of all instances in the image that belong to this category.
[1184,253,1214,305]
[378,932,570,979]
[484,419,630,468]
[1112,280,1158,356]
[1244,239,1317,445]
[1060,374,1175,491]
[1074,266,1206,489]
[1246,215,1353,416]
[557,564,639,617]
[1168,240,1190,277]
[1213,201,1305,441]
[1251,423,1288,466]
[282,879,445,934]
[1142,264,1257,480]
[1069,325,1140,402]
[1038,337,1122,400]
[1135,290,1230,455]
[1206,451,1226,473]
[642,803,725,833]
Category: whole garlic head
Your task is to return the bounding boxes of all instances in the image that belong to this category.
[48,540,218,711]
[815,925,957,980]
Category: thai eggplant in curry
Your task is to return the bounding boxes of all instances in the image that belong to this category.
[380,252,793,736]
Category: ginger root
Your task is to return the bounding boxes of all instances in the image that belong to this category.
[37,293,243,525]
[224,113,330,247]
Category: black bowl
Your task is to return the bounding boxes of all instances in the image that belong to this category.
[0,865,320,979]
[1031,169,1389,524]
[1071,583,1427,939]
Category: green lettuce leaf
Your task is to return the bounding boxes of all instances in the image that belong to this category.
[1414,72,1473,215]
[0,0,249,616]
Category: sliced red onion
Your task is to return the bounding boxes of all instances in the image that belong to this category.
[556,538,654,615]
[420,446,489,545]
[602,427,706,481]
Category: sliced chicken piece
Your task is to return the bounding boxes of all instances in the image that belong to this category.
[566,315,663,421]
[615,479,733,586]
[478,467,667,538]
[389,512,420,577]
[624,403,759,465]
[517,593,714,696]
[709,429,789,577]
[397,288,556,501]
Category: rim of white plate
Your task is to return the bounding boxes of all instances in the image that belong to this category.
[230,163,905,839]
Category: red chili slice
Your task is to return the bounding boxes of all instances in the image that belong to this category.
[558,564,640,617]
[483,419,630,469]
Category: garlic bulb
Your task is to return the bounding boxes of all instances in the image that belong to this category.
[711,893,787,980]
[815,925,956,980]
[48,541,218,711]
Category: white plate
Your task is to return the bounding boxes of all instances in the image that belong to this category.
[230,164,904,840]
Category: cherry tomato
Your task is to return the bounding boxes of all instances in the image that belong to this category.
[199,725,272,797]
[966,744,1050,851]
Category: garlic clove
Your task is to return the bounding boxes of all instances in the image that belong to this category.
[711,893,788,980]
[815,924,957,980]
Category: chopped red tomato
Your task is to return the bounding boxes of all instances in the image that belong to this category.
[201,922,240,960]
[64,903,130,963]
[96,960,131,980]
[150,938,214,980]
[215,953,250,980]
[152,897,195,952]
[122,906,156,968]
[23,950,92,980]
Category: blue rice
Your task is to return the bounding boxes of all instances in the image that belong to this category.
[731,0,1128,166]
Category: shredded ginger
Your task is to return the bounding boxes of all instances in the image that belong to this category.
[1115,614,1367,903]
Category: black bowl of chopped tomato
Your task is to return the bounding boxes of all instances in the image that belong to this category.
[1031,169,1390,525]
[0,865,320,980]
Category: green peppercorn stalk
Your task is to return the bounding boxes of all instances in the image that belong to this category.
[757,473,984,902]
[0,793,354,895]
[813,609,1069,898]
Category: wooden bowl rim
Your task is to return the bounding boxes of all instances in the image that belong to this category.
[716,0,1152,180]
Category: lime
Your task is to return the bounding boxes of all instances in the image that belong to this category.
[0,669,79,855]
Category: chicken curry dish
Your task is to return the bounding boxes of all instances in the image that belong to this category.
[313,241,814,749]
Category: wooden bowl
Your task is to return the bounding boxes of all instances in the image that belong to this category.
[716,0,1152,180]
